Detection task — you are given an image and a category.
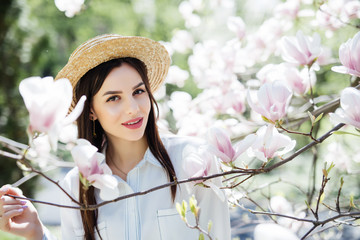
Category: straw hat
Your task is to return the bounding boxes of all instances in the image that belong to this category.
[55,34,171,105]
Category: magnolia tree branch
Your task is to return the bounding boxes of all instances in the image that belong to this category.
[240,204,360,240]
[3,120,347,210]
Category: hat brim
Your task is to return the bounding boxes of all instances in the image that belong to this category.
[55,34,170,106]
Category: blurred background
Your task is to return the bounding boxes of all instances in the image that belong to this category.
[1,0,360,239]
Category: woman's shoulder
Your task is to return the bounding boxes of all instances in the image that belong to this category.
[161,133,206,152]
[160,134,207,174]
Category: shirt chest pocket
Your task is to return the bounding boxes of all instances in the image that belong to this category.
[74,221,108,240]
[157,208,199,240]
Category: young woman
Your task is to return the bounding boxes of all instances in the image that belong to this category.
[0,34,230,240]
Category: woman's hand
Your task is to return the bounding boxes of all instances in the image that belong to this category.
[0,185,44,240]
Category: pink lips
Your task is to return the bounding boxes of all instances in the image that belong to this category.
[122,117,143,129]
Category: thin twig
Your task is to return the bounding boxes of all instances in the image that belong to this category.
[5,194,80,209]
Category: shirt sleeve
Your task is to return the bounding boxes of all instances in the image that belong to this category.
[60,168,83,239]
[195,185,231,240]
[42,226,58,240]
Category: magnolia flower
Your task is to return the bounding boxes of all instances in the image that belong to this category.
[165,65,189,88]
[329,87,360,129]
[274,0,300,20]
[331,31,360,77]
[247,81,292,123]
[281,30,322,66]
[54,0,85,18]
[171,30,194,54]
[282,65,316,96]
[71,139,119,200]
[182,146,225,201]
[27,134,52,168]
[248,125,296,162]
[207,127,256,163]
[227,16,246,40]
[19,76,86,149]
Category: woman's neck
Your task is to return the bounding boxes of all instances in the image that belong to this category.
[106,136,148,178]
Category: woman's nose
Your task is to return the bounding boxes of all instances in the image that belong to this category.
[126,97,139,115]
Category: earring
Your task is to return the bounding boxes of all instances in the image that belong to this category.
[92,119,97,138]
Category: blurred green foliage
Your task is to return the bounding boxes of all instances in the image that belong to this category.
[0,0,186,196]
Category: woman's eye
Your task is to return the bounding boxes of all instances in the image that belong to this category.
[106,96,120,102]
[134,89,146,95]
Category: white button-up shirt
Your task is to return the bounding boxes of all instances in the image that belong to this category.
[59,135,231,240]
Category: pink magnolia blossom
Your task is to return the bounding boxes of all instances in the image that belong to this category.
[247,81,293,123]
[282,65,316,96]
[329,87,360,129]
[227,16,246,40]
[165,65,189,88]
[171,30,194,54]
[281,30,322,66]
[19,76,86,149]
[343,1,360,21]
[207,127,256,163]
[182,146,224,201]
[248,125,296,162]
[331,31,360,77]
[315,1,344,31]
[71,139,119,200]
[274,0,300,20]
[183,147,216,183]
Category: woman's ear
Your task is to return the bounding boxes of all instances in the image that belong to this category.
[89,108,98,121]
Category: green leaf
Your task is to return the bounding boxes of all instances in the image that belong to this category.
[350,195,355,208]
[340,177,344,187]
[322,169,328,178]
[199,233,205,240]
[189,195,199,217]
[333,131,360,137]
[307,111,315,125]
[208,220,213,233]
[79,172,90,190]
[261,115,274,124]
[176,201,187,221]
[314,113,323,123]
[319,193,325,204]
[176,202,182,216]
[182,200,188,214]
[189,196,197,212]
[327,162,335,174]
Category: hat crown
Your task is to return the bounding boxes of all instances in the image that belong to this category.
[55,34,171,110]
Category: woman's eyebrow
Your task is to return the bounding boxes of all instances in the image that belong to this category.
[102,82,144,96]
[133,82,144,89]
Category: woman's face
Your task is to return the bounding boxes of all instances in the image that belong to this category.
[91,63,151,143]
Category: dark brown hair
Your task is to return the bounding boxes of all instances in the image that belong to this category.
[75,58,177,240]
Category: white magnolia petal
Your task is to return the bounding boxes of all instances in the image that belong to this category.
[208,147,232,163]
[329,112,347,125]
[71,140,98,166]
[331,66,349,74]
[63,95,87,126]
[233,134,257,160]
[276,139,296,156]
[254,150,267,162]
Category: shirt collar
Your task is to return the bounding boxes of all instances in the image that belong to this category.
[100,144,163,169]
[140,148,163,168]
